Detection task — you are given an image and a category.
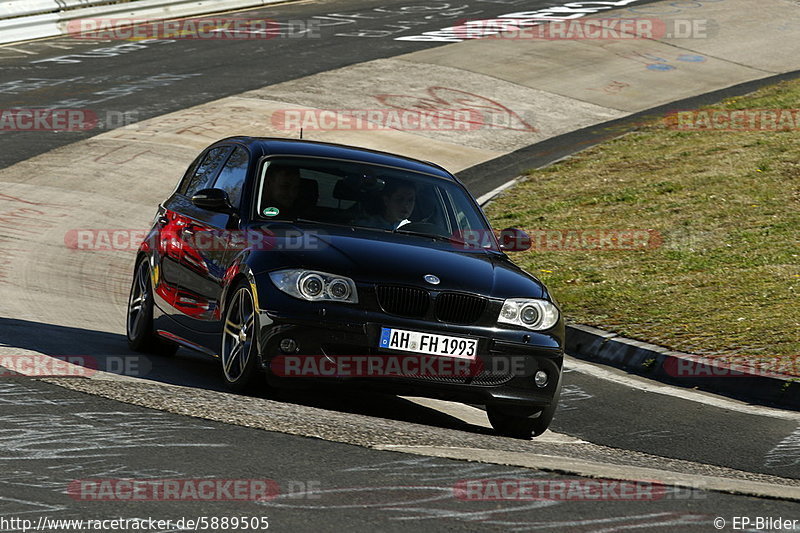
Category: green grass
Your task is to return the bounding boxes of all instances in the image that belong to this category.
[485,79,800,367]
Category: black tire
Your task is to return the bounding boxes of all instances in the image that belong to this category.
[220,281,261,392]
[487,380,562,439]
[126,258,178,356]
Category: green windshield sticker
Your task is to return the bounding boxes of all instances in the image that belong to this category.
[263,207,280,217]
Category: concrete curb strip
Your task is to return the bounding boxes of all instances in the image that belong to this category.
[567,324,799,410]
[373,446,800,502]
[0,0,288,44]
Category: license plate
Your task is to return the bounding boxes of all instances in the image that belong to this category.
[378,328,477,359]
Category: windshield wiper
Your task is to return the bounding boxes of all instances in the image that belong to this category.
[293,218,351,228]
[393,228,466,245]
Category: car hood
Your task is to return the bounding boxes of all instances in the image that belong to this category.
[248,225,547,300]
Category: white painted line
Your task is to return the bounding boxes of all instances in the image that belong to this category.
[565,356,800,422]
[764,427,800,469]
[477,175,524,206]
[401,396,492,428]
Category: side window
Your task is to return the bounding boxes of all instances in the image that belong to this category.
[181,146,232,197]
[213,146,249,208]
[445,187,478,234]
[177,154,203,194]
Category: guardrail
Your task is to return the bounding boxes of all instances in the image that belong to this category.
[0,0,286,44]
[0,1,134,20]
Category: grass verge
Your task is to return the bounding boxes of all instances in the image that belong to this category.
[485,79,800,369]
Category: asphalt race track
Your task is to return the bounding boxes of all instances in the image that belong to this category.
[0,0,655,169]
[0,0,798,531]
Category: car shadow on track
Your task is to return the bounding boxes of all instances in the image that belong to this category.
[0,317,492,435]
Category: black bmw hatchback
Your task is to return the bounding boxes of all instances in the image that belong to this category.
[127,137,564,439]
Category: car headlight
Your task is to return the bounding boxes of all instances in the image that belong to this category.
[498,299,559,330]
[269,269,358,304]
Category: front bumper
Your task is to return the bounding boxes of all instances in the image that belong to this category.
[256,298,564,410]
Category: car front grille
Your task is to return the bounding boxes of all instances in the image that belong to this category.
[376,285,429,318]
[376,286,488,324]
[400,368,515,386]
[471,370,515,386]
[434,292,487,325]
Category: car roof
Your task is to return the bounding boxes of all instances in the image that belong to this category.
[217,136,456,180]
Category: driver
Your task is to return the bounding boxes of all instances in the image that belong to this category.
[356,180,415,230]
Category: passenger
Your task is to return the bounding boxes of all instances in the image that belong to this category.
[261,164,300,219]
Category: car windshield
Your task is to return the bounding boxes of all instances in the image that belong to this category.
[255,156,497,249]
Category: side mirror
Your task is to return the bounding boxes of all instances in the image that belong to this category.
[191,188,234,214]
[498,227,532,252]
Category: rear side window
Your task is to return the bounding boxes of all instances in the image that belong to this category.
[181,146,232,197]
[213,146,249,208]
